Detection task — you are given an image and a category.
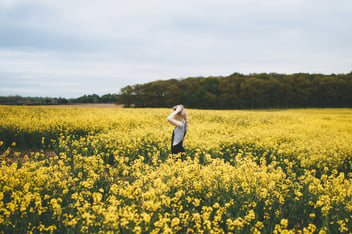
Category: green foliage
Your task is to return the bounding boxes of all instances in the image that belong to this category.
[118,72,352,109]
[2,72,352,109]
[0,94,119,106]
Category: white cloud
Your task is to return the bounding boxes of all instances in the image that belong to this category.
[0,0,351,97]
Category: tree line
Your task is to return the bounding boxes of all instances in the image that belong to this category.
[118,72,352,109]
[0,94,118,105]
[2,72,351,109]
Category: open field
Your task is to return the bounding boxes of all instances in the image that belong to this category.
[1,105,352,233]
[48,103,124,108]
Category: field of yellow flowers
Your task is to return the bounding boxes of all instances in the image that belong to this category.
[0,105,352,233]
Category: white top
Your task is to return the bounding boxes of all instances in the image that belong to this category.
[173,122,187,145]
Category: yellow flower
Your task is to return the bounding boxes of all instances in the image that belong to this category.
[171,217,180,228]
[337,220,348,232]
[245,209,255,223]
[280,219,288,228]
[255,221,264,230]
[192,199,200,207]
[1,106,352,233]
[233,217,244,229]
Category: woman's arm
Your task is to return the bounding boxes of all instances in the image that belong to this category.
[167,106,183,128]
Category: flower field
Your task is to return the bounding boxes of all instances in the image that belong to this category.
[1,105,352,233]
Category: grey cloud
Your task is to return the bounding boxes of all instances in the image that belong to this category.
[0,0,351,98]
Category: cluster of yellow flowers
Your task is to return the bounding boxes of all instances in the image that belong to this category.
[1,105,352,233]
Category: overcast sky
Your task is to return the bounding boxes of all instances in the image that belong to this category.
[0,0,351,98]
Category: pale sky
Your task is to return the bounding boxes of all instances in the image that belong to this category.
[0,0,351,98]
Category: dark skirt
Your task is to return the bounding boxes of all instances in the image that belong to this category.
[171,142,185,154]
[171,125,187,159]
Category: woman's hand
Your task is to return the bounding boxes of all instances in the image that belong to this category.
[175,105,183,113]
[167,105,184,128]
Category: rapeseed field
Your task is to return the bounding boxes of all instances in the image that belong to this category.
[0,105,351,233]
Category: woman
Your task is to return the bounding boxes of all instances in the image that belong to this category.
[167,104,189,156]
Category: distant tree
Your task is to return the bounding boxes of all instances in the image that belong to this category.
[285,73,312,107]
[58,97,68,104]
[239,77,263,108]
[318,76,338,106]
[118,86,134,107]
[115,72,351,109]
[100,94,118,103]
[144,81,168,107]
[270,77,285,108]
[335,74,352,106]
[165,83,182,107]
[180,78,201,108]
[4,72,346,108]
[218,78,242,109]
